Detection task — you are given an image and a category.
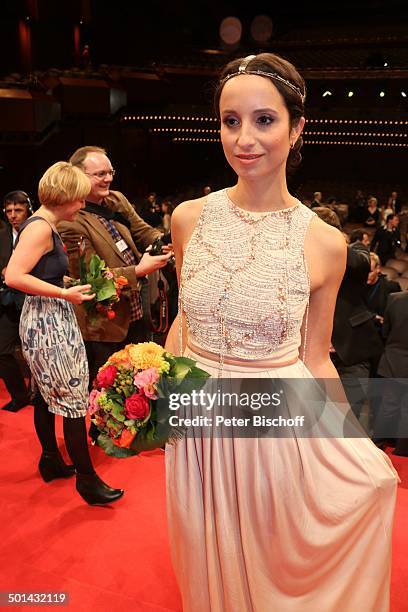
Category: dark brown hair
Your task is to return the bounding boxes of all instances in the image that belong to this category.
[214,53,305,172]
[313,206,342,230]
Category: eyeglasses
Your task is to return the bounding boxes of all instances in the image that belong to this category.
[85,169,116,179]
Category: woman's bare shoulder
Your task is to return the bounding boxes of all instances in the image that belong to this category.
[307,215,346,259]
[171,196,207,246]
[19,217,52,241]
[172,196,206,225]
[305,216,347,290]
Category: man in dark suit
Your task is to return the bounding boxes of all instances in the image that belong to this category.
[0,191,32,411]
[59,146,172,386]
[310,191,322,208]
[331,238,385,418]
[371,213,401,265]
[374,292,408,456]
[388,190,402,215]
[365,252,401,323]
[313,208,384,419]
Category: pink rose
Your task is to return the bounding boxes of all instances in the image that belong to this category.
[96,364,118,389]
[133,367,159,399]
[125,392,150,420]
[89,389,102,415]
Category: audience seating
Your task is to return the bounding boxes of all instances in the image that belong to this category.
[386,259,408,275]
[381,267,400,280]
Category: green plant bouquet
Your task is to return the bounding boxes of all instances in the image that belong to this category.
[67,237,128,322]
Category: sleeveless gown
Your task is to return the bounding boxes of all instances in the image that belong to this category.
[165,189,398,612]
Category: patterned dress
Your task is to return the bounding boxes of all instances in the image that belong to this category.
[19,217,88,418]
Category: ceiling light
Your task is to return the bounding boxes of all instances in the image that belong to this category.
[219,16,242,45]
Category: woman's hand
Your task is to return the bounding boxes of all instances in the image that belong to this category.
[61,284,95,304]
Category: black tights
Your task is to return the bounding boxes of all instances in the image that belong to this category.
[33,393,94,475]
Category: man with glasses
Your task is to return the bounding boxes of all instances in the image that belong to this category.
[59,146,172,392]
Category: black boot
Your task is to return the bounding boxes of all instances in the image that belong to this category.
[38,451,76,482]
[76,472,124,505]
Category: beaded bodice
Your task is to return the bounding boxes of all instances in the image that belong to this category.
[180,189,315,362]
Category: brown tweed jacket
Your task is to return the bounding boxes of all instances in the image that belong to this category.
[58,190,160,342]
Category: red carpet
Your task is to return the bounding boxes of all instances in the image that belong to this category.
[1,382,407,612]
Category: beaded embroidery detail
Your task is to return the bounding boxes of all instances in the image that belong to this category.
[179,189,315,368]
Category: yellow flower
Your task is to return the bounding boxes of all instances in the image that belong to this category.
[127,342,170,374]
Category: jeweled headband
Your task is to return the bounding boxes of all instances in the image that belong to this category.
[220,55,306,104]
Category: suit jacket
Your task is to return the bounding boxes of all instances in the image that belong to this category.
[371,227,401,264]
[365,274,401,318]
[0,223,13,273]
[58,190,161,342]
[0,223,24,336]
[377,292,408,378]
[332,241,384,365]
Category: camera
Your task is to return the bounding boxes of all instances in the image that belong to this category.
[148,235,175,267]
[149,234,172,256]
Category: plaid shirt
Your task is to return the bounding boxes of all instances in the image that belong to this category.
[97,216,142,322]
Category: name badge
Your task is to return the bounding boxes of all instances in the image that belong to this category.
[116,238,128,253]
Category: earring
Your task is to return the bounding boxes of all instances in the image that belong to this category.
[290,142,294,150]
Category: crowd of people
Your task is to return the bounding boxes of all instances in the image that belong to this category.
[305,185,408,456]
[0,50,405,611]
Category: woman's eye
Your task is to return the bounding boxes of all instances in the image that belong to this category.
[257,115,274,125]
[223,117,239,127]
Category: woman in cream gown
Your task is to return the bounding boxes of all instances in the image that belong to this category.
[165,53,398,612]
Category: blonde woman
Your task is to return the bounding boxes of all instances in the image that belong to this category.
[6,162,123,505]
[364,196,381,228]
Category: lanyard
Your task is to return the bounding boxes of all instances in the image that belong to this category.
[150,273,169,334]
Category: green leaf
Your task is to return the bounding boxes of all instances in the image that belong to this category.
[164,353,176,368]
[189,366,211,380]
[129,426,168,454]
[170,356,196,372]
[123,385,136,398]
[111,401,126,422]
[175,356,197,366]
[156,376,171,398]
[89,255,105,277]
[174,373,210,396]
[107,390,123,401]
[96,280,117,302]
[107,417,122,431]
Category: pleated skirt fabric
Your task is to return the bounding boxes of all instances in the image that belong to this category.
[165,351,399,612]
[20,296,89,418]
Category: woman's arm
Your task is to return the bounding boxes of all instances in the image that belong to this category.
[302,217,347,379]
[164,314,186,355]
[6,221,94,304]
[164,199,205,355]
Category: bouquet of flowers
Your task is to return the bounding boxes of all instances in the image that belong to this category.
[88,341,210,457]
[67,237,128,322]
